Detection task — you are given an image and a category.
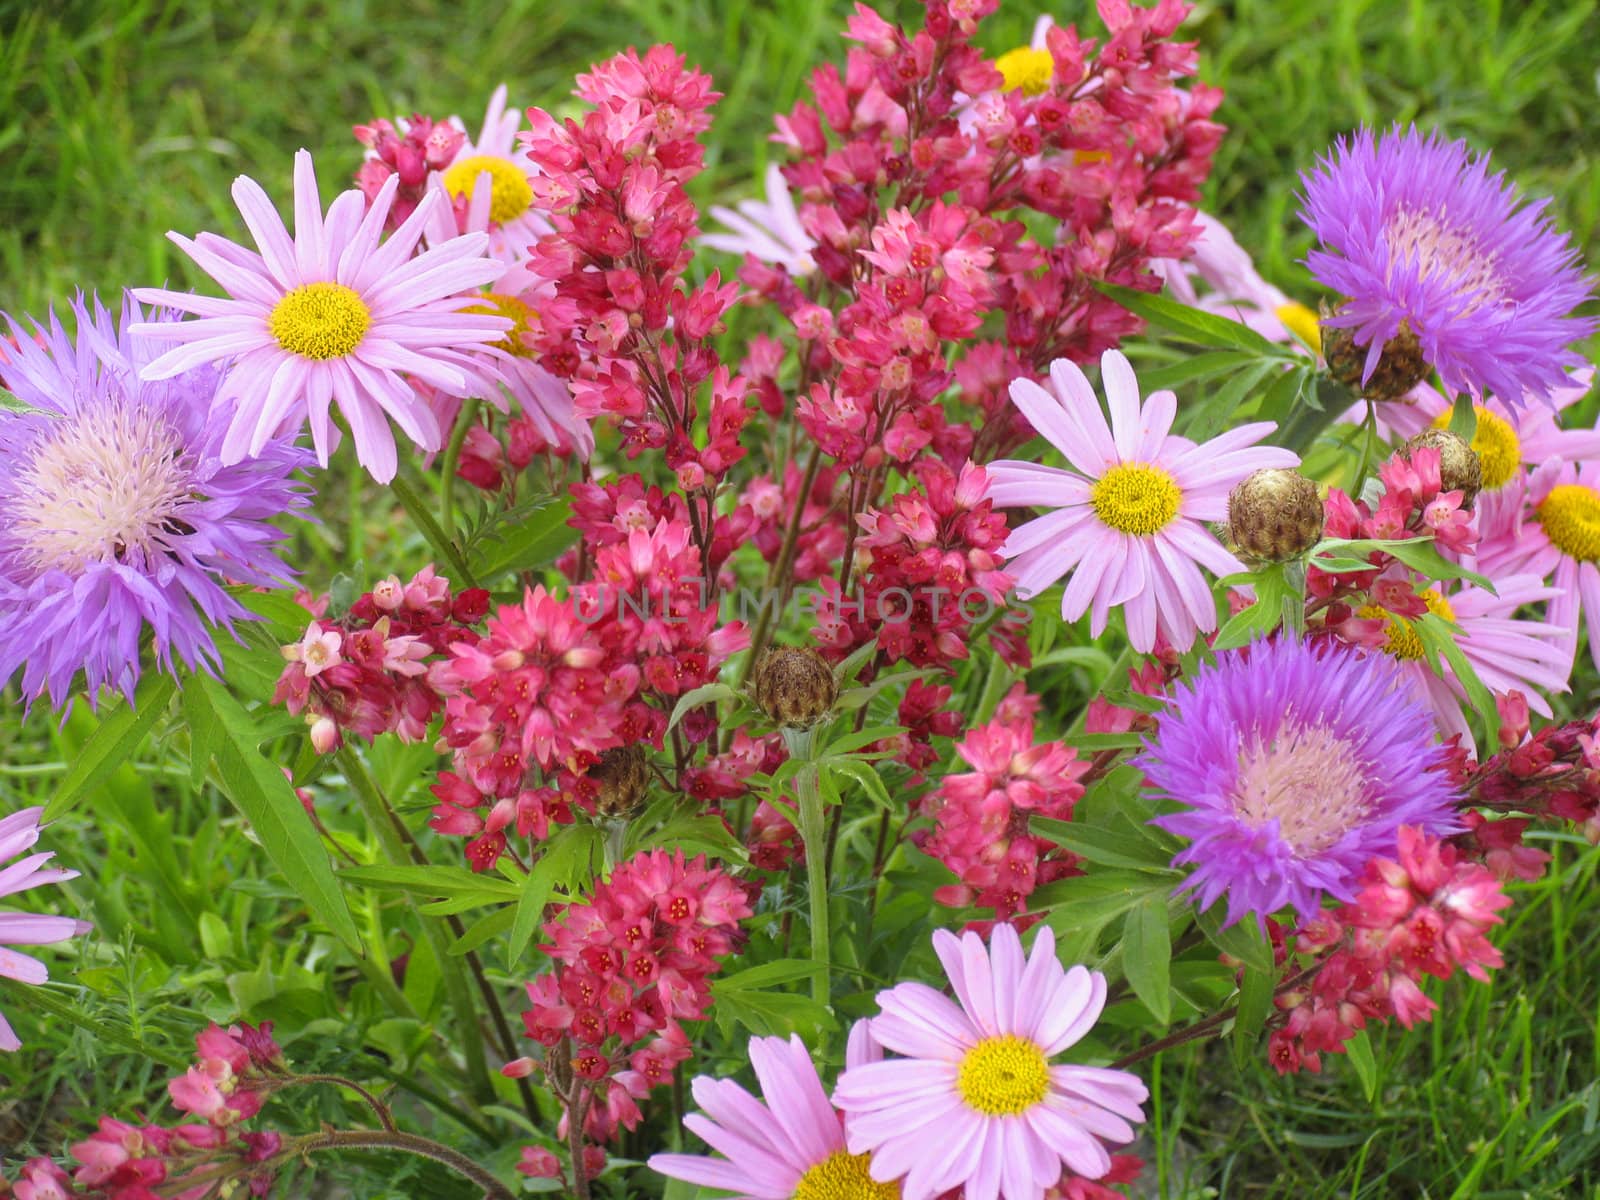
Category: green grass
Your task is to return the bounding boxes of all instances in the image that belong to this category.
[2,1,1598,1197]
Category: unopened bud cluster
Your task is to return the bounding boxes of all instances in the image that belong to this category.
[1322,314,1430,402]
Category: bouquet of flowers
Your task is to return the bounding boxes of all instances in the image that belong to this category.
[2,2,1595,1197]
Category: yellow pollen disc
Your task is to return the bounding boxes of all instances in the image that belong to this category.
[442,154,534,225]
[268,282,371,360]
[1538,484,1600,563]
[1090,463,1182,536]
[957,1035,1049,1117]
[793,1151,900,1200]
[1430,405,1520,490]
[1357,589,1455,661]
[994,46,1054,96]
[465,292,538,357]
[1276,302,1322,354]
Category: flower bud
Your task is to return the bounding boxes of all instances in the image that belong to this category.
[1401,428,1483,507]
[1322,313,1429,401]
[1227,468,1325,562]
[750,647,838,730]
[590,745,649,818]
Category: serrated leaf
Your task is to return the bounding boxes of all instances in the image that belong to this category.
[184,675,361,952]
[468,495,577,582]
[1095,282,1293,357]
[1121,892,1172,1024]
[45,673,177,821]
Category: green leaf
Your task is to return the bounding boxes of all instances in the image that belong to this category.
[45,673,177,821]
[715,958,822,991]
[1094,282,1294,357]
[1032,817,1177,872]
[1447,394,1478,442]
[1136,349,1260,392]
[508,825,602,964]
[339,863,523,901]
[183,674,362,952]
[1196,905,1274,974]
[1231,962,1277,1069]
[1345,1029,1380,1103]
[1121,892,1173,1024]
[450,905,515,957]
[467,495,578,582]
[1417,613,1501,749]
[1310,536,1495,592]
[667,682,738,732]
[708,983,835,1041]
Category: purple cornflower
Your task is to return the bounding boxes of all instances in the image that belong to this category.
[1300,125,1596,406]
[0,295,311,710]
[1138,637,1460,929]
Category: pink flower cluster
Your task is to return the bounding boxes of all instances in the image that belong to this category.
[1268,827,1511,1074]
[515,851,754,1146]
[4,1024,285,1199]
[516,46,753,549]
[1455,696,1600,850]
[274,567,488,753]
[811,460,1024,669]
[352,113,465,232]
[919,685,1088,923]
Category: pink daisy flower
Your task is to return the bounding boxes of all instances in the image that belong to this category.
[834,924,1147,1200]
[1354,574,1570,743]
[419,175,593,458]
[2,806,91,1052]
[648,1024,885,1199]
[701,163,817,276]
[436,84,552,264]
[986,350,1298,652]
[131,150,509,483]
[1477,458,1600,671]
[1342,369,1599,493]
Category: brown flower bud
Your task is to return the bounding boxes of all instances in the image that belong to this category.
[1228,468,1325,562]
[1322,312,1429,402]
[1402,428,1483,508]
[750,647,838,730]
[590,745,649,818]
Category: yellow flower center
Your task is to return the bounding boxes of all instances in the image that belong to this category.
[1429,405,1520,490]
[793,1151,900,1200]
[442,154,534,225]
[465,292,538,357]
[268,282,371,360]
[1090,463,1182,535]
[1276,302,1322,354]
[1357,589,1456,661]
[994,47,1054,96]
[1538,484,1600,563]
[956,1035,1050,1116]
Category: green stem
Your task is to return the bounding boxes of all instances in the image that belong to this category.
[283,1128,516,1200]
[439,397,481,538]
[391,468,478,588]
[338,748,492,1098]
[790,738,831,1007]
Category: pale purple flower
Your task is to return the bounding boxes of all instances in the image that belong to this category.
[1139,637,1461,929]
[702,163,817,275]
[1300,125,1596,406]
[986,350,1297,652]
[0,295,309,709]
[834,924,1146,1199]
[132,149,510,483]
[649,1023,881,1199]
[1,806,91,1051]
